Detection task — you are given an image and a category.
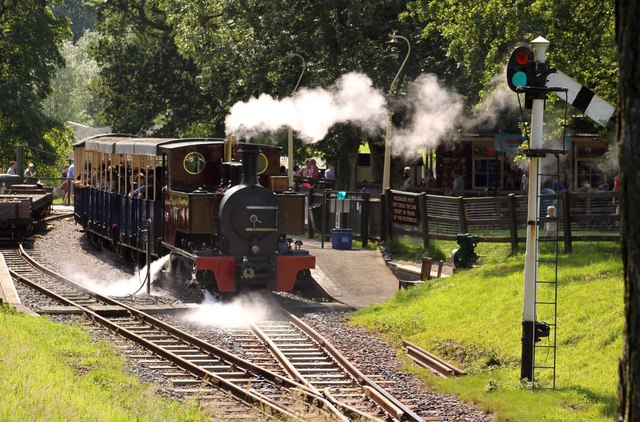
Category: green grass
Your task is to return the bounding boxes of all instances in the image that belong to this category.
[351,241,623,421]
[383,235,453,262]
[0,306,212,421]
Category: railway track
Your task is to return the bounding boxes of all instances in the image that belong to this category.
[225,315,425,420]
[3,245,427,421]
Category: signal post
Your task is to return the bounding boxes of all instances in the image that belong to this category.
[507,36,550,382]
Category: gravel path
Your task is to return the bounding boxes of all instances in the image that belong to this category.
[23,214,493,421]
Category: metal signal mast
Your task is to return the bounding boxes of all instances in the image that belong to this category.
[506,36,614,386]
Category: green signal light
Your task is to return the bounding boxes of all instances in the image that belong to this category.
[512,71,527,88]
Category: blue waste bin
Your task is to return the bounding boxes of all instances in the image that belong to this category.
[331,228,352,250]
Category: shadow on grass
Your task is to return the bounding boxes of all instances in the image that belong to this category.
[567,386,617,419]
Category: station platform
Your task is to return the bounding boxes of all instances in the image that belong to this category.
[0,254,38,315]
[302,237,451,310]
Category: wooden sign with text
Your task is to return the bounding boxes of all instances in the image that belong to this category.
[391,192,420,226]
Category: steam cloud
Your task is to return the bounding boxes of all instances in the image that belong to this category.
[224,71,465,158]
[225,72,387,142]
[392,74,464,156]
[70,254,171,297]
[182,291,276,327]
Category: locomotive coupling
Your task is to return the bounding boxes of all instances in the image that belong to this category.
[242,257,256,279]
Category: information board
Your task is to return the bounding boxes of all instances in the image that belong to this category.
[391,192,420,226]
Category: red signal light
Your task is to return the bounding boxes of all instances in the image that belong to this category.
[515,50,530,65]
[506,47,534,92]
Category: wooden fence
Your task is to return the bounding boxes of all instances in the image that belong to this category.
[300,186,620,252]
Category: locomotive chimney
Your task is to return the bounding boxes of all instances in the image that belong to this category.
[238,142,260,186]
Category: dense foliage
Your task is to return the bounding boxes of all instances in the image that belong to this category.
[407,0,616,107]
[0,0,72,172]
[1,0,617,178]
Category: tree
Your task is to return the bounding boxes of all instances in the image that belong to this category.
[161,0,454,188]
[407,0,616,109]
[616,0,640,419]
[51,0,96,41]
[0,0,71,170]
[44,32,103,126]
[88,0,219,136]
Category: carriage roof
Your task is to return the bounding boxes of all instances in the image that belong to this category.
[75,135,281,155]
[75,135,224,155]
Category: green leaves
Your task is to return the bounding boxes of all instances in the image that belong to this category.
[0,0,70,165]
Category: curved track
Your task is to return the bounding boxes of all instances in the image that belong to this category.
[3,245,426,421]
[4,246,341,420]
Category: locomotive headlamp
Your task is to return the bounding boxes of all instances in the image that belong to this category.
[251,245,261,255]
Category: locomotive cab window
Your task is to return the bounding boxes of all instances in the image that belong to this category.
[183,152,206,175]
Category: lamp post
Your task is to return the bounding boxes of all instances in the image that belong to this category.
[382,34,411,191]
[288,53,306,188]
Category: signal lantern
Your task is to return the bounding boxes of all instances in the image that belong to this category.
[506,47,534,92]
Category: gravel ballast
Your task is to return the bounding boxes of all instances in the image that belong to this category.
[22,214,493,421]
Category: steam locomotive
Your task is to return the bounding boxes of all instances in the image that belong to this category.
[73,135,314,295]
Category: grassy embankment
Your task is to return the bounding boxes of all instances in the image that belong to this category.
[352,238,622,421]
[0,306,213,421]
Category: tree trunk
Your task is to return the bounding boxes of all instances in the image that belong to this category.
[617,0,640,420]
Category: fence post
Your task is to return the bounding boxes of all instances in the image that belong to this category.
[561,190,572,253]
[380,191,387,241]
[458,196,468,233]
[307,187,315,239]
[321,190,328,248]
[419,192,429,249]
[385,188,394,240]
[507,193,518,251]
[360,192,370,248]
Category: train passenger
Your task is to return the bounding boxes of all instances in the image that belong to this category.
[129,176,146,198]
[107,166,118,192]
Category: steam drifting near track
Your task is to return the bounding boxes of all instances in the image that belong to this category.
[225,71,464,158]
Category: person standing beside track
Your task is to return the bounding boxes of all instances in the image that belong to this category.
[67,159,75,202]
[61,164,69,203]
[7,161,16,175]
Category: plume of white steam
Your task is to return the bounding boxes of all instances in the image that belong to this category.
[225,71,470,159]
[225,72,387,142]
[463,72,521,132]
[182,291,276,328]
[72,255,171,297]
[391,74,464,156]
